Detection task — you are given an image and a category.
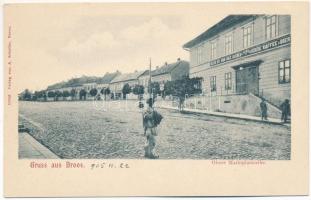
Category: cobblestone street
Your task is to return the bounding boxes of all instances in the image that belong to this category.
[18,101,291,159]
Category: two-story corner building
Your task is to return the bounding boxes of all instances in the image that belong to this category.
[183,15,291,107]
[151,58,190,89]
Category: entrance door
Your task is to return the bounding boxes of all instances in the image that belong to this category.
[236,66,259,95]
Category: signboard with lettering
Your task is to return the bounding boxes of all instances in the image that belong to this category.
[210,34,291,66]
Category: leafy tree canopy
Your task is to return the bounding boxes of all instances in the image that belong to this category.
[164,76,202,98]
[70,89,76,96]
[105,88,111,95]
[89,88,98,97]
[133,85,144,95]
[47,91,55,98]
[63,90,70,97]
[148,82,160,95]
[122,83,131,95]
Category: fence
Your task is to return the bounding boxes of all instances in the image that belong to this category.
[161,85,282,118]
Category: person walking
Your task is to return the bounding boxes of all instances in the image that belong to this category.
[143,98,163,159]
[280,99,290,123]
[178,96,185,112]
[260,98,268,120]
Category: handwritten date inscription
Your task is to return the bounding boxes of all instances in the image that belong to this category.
[29,161,130,170]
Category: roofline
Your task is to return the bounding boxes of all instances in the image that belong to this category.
[183,15,258,49]
[152,72,170,77]
[110,77,138,84]
[111,70,149,83]
[151,60,187,76]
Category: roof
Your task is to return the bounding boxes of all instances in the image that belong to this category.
[151,60,189,76]
[127,70,148,80]
[83,82,97,85]
[110,74,129,83]
[138,70,150,77]
[47,75,99,90]
[96,71,121,84]
[47,81,67,90]
[110,70,148,83]
[183,15,258,49]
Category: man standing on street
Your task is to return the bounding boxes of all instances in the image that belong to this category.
[260,98,268,120]
[143,98,163,159]
[280,99,290,123]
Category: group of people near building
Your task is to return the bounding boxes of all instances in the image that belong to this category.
[143,96,291,160]
[260,98,291,123]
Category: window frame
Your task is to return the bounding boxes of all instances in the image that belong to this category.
[224,72,232,90]
[197,44,203,64]
[242,23,253,48]
[265,15,278,40]
[278,59,291,84]
[210,40,217,60]
[210,76,217,92]
[225,33,234,55]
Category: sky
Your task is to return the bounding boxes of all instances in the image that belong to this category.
[8,4,226,92]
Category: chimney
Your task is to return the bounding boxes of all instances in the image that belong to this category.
[134,70,138,72]
[177,58,181,61]
[156,66,159,69]
[165,62,168,66]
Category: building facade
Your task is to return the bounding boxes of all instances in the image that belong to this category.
[83,82,97,92]
[151,59,190,91]
[96,71,121,92]
[183,15,291,106]
[110,70,148,99]
[138,70,150,88]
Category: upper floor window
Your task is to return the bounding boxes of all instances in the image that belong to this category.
[197,45,203,64]
[266,15,278,40]
[279,59,290,84]
[243,24,253,48]
[211,40,217,60]
[225,33,233,55]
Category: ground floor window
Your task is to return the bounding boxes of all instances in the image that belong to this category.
[279,59,290,83]
[210,76,217,92]
[225,72,232,90]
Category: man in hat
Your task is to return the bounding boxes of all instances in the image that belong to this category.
[280,99,290,123]
[260,98,268,120]
[143,98,162,159]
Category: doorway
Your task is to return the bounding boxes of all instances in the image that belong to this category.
[236,66,259,95]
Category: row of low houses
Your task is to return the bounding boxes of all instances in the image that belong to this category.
[46,71,120,99]
[110,58,189,98]
[47,14,289,105]
[22,15,291,118]
[44,58,190,100]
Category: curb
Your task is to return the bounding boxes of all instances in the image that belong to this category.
[158,106,290,126]
[19,132,59,159]
[19,114,60,159]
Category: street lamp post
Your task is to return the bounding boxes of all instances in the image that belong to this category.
[149,57,152,99]
[139,58,152,127]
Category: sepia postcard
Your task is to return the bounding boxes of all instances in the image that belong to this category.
[3,1,309,197]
